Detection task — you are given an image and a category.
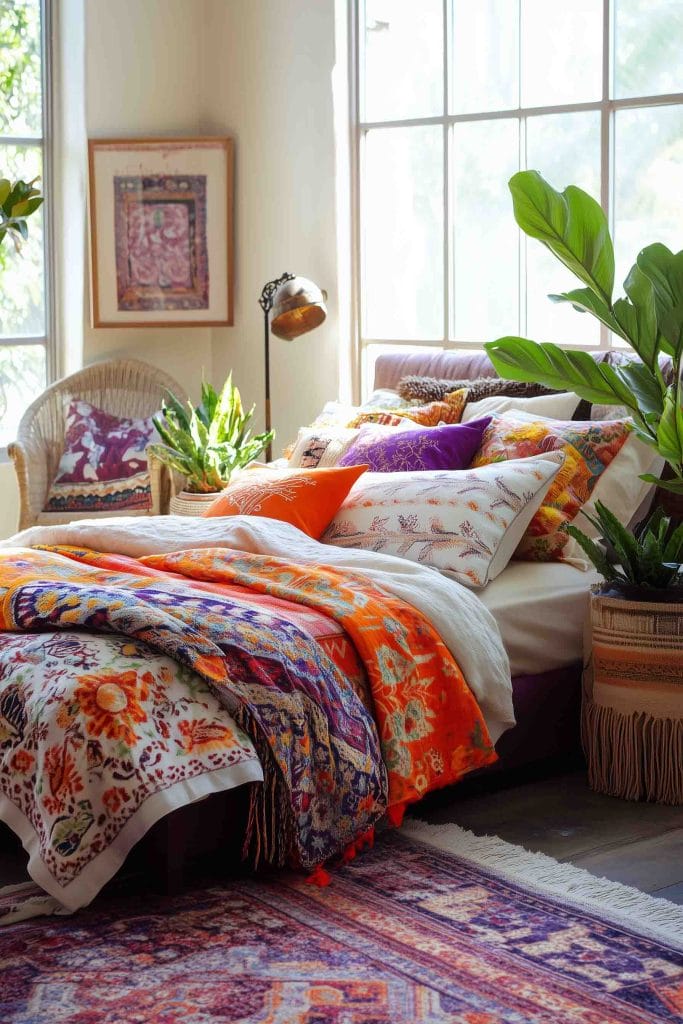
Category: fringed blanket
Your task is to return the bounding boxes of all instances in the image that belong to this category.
[0,541,496,904]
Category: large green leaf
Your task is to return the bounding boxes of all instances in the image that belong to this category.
[618,263,659,370]
[485,337,635,407]
[656,390,683,465]
[637,244,683,360]
[509,171,614,303]
[609,361,664,417]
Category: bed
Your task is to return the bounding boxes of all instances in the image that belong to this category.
[0,347,661,914]
[0,515,512,912]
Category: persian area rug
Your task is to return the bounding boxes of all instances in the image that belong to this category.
[1,823,682,1024]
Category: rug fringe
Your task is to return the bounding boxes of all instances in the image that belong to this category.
[402,819,683,950]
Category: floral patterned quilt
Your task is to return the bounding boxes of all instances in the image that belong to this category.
[0,540,496,911]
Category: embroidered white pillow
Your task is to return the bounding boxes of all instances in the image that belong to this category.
[322,452,566,588]
[288,419,415,469]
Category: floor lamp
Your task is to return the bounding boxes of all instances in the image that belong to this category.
[258,273,327,461]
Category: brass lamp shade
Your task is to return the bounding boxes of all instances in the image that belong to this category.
[271,276,327,341]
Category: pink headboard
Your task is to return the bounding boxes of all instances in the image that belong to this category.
[371,347,670,391]
[373,350,497,390]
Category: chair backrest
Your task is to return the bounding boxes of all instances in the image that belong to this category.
[16,358,182,493]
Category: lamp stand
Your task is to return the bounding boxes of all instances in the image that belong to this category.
[258,271,294,462]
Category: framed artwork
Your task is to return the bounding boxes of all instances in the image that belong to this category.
[88,137,234,327]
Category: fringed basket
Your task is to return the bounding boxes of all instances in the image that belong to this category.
[582,589,683,805]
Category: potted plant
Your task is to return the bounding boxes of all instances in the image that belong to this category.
[485,171,683,802]
[148,374,274,515]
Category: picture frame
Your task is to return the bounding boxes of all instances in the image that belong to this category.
[88,137,234,328]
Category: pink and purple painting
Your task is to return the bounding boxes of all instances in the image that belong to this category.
[114,175,209,312]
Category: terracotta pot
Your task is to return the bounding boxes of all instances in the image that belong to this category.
[169,491,220,517]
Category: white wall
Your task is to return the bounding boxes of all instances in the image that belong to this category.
[1,0,342,538]
[83,0,214,395]
[203,0,340,450]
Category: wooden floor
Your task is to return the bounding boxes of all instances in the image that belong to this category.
[419,768,683,904]
[1,767,682,903]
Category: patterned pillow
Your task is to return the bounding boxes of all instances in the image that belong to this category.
[398,375,561,404]
[337,418,492,473]
[322,453,566,587]
[349,389,468,429]
[45,400,158,514]
[471,412,633,561]
[288,420,414,469]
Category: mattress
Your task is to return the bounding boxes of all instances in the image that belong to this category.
[476,561,602,677]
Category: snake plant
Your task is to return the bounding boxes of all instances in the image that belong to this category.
[485,171,683,494]
[149,374,274,493]
[565,502,683,591]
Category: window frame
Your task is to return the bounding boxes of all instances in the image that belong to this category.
[0,0,55,456]
[349,0,683,396]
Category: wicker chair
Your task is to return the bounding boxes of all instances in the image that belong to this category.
[8,358,183,531]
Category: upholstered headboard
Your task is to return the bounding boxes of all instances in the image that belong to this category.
[372,348,670,391]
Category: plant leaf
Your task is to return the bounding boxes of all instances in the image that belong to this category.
[509,170,614,303]
[637,244,683,360]
[485,337,635,406]
[548,287,624,337]
[563,523,619,581]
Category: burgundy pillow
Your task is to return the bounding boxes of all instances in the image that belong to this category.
[45,399,158,514]
[337,417,492,473]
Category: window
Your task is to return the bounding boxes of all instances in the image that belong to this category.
[352,0,683,391]
[0,0,51,448]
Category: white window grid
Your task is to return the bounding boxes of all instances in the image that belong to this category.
[349,0,683,394]
[0,0,55,450]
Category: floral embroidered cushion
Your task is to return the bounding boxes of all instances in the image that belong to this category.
[322,453,566,587]
[45,399,158,514]
[337,418,492,473]
[470,412,633,561]
[349,388,468,429]
[203,464,369,538]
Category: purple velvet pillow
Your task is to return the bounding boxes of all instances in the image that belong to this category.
[337,417,492,473]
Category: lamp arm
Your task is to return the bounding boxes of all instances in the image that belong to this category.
[259,272,293,462]
[258,271,295,315]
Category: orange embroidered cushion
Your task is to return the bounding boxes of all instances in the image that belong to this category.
[349,388,468,429]
[471,412,632,561]
[202,464,369,539]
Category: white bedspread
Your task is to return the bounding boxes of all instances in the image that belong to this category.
[478,561,601,677]
[6,515,514,743]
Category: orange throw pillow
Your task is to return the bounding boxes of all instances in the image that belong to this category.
[202,464,369,538]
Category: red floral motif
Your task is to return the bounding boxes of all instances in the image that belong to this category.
[102,787,130,815]
[10,749,34,773]
[42,745,84,814]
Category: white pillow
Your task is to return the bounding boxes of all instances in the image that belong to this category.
[497,409,664,559]
[462,391,581,422]
[322,452,566,588]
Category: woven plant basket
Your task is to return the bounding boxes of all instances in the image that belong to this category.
[582,589,683,805]
[169,492,219,517]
